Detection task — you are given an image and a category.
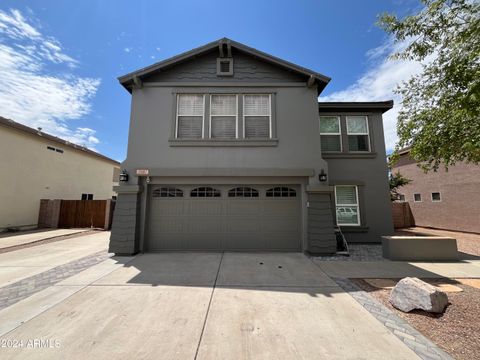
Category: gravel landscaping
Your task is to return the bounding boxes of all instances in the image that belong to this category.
[352,278,480,360]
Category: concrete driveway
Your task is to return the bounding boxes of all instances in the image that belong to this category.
[0,249,419,359]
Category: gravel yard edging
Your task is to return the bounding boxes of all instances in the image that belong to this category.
[333,277,453,360]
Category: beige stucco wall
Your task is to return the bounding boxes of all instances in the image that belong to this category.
[0,125,120,231]
[392,154,480,233]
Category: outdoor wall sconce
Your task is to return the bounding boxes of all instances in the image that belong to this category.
[119,169,129,182]
[319,169,327,182]
[146,176,151,184]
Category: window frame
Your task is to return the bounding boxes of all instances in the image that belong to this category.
[175,94,205,139]
[153,187,184,198]
[413,193,422,202]
[228,187,259,198]
[265,187,296,198]
[209,94,238,139]
[431,192,441,202]
[243,94,272,139]
[346,115,370,152]
[319,115,342,152]
[334,185,361,226]
[190,187,221,198]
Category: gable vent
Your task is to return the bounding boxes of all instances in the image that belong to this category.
[217,58,233,76]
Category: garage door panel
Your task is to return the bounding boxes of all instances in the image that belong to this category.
[147,185,301,251]
[226,217,262,233]
[188,217,224,233]
[186,201,224,216]
[151,201,185,216]
[261,217,301,233]
[226,201,262,216]
[150,217,184,233]
[184,237,222,250]
[263,201,299,216]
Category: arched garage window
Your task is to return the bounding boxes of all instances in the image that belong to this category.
[190,187,221,197]
[228,187,259,197]
[266,187,296,197]
[152,188,183,198]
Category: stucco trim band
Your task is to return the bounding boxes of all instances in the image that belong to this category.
[113,185,143,194]
[137,168,315,177]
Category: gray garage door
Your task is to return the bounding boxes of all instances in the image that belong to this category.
[147,185,301,251]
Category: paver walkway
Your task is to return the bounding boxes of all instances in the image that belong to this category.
[333,277,452,360]
[0,251,109,311]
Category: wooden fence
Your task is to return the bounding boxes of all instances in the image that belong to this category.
[392,202,415,229]
[39,199,115,230]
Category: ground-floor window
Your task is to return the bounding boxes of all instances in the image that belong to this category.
[334,185,360,226]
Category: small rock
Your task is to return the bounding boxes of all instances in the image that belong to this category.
[389,277,449,313]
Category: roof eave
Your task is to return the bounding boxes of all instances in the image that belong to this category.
[318,100,394,114]
[0,116,121,165]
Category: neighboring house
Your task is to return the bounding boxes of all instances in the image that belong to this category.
[110,38,393,255]
[392,148,480,233]
[0,116,121,232]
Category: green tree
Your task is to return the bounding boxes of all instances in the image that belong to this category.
[389,171,412,201]
[379,0,480,171]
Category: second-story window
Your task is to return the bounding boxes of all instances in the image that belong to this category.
[243,94,271,139]
[346,116,370,152]
[176,94,204,139]
[320,116,341,152]
[210,95,237,139]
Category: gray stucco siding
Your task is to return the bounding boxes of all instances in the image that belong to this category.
[325,111,393,242]
[124,85,328,184]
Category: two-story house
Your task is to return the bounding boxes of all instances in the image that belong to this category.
[109,38,393,255]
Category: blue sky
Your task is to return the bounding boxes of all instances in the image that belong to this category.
[0,0,423,161]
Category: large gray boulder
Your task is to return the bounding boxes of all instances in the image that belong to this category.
[389,277,449,313]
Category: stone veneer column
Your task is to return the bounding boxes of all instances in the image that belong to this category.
[306,185,337,254]
[109,185,142,255]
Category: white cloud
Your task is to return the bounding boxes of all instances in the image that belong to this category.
[123,47,132,53]
[0,8,100,149]
[320,38,431,152]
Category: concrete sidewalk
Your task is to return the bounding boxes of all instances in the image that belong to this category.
[312,259,480,279]
[0,252,419,360]
[0,229,90,249]
[0,231,110,287]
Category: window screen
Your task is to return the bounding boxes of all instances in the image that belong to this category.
[320,116,341,152]
[244,95,271,138]
[335,186,360,225]
[210,95,236,139]
[176,94,204,139]
[346,116,369,152]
